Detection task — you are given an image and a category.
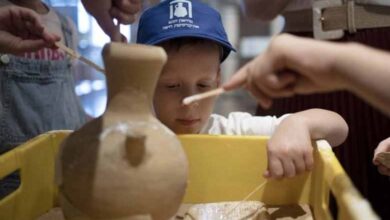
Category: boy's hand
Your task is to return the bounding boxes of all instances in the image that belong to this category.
[373,137,390,176]
[81,0,141,42]
[264,115,314,179]
[264,109,348,179]
[0,6,60,54]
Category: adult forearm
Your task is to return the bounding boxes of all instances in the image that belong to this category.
[242,0,291,21]
[335,44,390,116]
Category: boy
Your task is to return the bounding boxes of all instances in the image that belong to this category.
[137,0,348,179]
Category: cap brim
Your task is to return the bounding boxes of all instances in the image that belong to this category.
[143,33,236,61]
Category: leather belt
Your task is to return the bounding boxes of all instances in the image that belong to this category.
[282,0,390,40]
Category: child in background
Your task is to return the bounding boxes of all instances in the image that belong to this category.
[137,0,348,179]
[0,0,86,197]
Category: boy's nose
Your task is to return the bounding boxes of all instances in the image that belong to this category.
[182,87,198,98]
[180,87,200,106]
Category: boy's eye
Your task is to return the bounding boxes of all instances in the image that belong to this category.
[166,84,180,89]
[197,83,211,88]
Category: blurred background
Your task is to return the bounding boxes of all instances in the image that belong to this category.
[44,0,285,117]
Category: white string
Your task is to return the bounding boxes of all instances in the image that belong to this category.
[223,180,267,219]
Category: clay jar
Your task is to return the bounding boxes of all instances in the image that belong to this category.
[57,43,188,220]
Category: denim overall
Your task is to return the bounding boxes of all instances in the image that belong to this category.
[0,11,86,197]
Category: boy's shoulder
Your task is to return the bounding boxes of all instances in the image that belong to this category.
[203,112,255,135]
[204,112,290,136]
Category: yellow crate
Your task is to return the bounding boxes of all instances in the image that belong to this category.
[0,131,379,220]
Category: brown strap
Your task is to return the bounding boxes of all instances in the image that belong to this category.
[283,4,390,33]
[347,0,357,33]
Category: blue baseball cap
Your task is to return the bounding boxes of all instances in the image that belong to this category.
[137,0,235,62]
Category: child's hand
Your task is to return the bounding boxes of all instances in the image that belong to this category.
[373,137,390,176]
[264,115,314,179]
[0,6,60,54]
[264,109,348,179]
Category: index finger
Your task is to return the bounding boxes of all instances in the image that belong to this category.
[222,64,249,91]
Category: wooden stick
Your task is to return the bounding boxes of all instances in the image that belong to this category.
[182,88,225,105]
[55,42,106,74]
[79,56,106,73]
[224,180,267,218]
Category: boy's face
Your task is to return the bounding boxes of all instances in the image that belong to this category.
[154,43,221,134]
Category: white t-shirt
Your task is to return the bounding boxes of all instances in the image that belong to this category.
[0,0,78,60]
[200,112,290,136]
[285,0,390,11]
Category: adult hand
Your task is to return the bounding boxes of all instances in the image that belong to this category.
[223,34,390,115]
[81,0,142,42]
[0,6,60,54]
[222,34,349,109]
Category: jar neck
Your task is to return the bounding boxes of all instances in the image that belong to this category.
[106,89,154,117]
[102,43,166,119]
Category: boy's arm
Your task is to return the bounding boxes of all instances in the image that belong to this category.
[291,109,348,147]
[241,0,291,21]
[265,109,348,179]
